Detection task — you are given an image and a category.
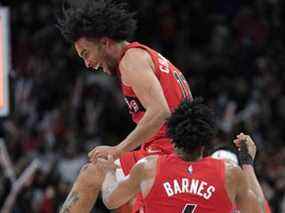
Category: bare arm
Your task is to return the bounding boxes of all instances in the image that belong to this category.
[242,165,266,213]
[117,48,171,152]
[230,165,260,213]
[102,158,148,209]
[234,133,267,212]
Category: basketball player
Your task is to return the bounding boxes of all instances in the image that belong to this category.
[100,98,262,212]
[58,0,192,211]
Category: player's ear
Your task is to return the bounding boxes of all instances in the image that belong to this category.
[100,37,111,48]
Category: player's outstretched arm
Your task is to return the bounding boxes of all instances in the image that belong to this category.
[101,155,150,209]
[102,161,143,209]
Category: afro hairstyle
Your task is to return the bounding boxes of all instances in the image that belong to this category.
[167,97,217,154]
[57,0,137,42]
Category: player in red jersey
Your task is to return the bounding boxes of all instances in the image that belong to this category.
[57,0,192,212]
[101,98,263,213]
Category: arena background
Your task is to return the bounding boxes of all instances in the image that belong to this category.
[0,0,284,212]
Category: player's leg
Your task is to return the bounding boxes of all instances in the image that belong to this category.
[59,163,104,213]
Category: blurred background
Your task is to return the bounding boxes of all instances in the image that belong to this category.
[0,0,284,212]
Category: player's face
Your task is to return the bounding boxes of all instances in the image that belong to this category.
[74,37,117,75]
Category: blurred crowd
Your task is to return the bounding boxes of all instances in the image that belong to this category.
[0,0,284,212]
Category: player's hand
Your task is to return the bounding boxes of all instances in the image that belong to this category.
[88,145,122,163]
[233,133,256,160]
[97,155,118,172]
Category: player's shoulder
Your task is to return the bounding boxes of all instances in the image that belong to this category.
[135,155,158,173]
[119,46,155,84]
[120,46,152,68]
[136,155,159,169]
[225,159,241,172]
[130,155,158,180]
[124,46,148,56]
[224,160,244,182]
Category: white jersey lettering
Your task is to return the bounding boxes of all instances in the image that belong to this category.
[163,182,174,196]
[158,54,170,73]
[163,178,216,200]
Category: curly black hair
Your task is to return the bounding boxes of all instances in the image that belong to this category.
[57,0,137,42]
[167,98,217,154]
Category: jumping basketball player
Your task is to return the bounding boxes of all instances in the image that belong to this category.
[57,0,192,212]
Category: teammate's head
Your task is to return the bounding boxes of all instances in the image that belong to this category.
[167,98,217,158]
[57,0,137,74]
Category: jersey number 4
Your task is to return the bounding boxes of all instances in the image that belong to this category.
[173,70,192,99]
[182,204,197,213]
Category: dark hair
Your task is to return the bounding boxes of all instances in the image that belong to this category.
[167,98,217,154]
[57,0,137,42]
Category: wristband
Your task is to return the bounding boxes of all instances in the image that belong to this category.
[238,141,253,166]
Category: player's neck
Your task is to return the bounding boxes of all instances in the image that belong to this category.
[175,147,203,162]
[114,41,130,60]
[180,153,202,162]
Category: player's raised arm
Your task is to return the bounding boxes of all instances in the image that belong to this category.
[228,163,260,213]
[116,48,171,153]
[234,133,268,212]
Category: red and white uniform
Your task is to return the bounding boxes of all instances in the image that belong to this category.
[141,154,234,213]
[118,42,193,175]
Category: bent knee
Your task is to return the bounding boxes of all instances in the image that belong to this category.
[77,163,102,188]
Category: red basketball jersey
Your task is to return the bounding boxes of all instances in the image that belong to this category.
[141,154,234,213]
[118,42,192,147]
